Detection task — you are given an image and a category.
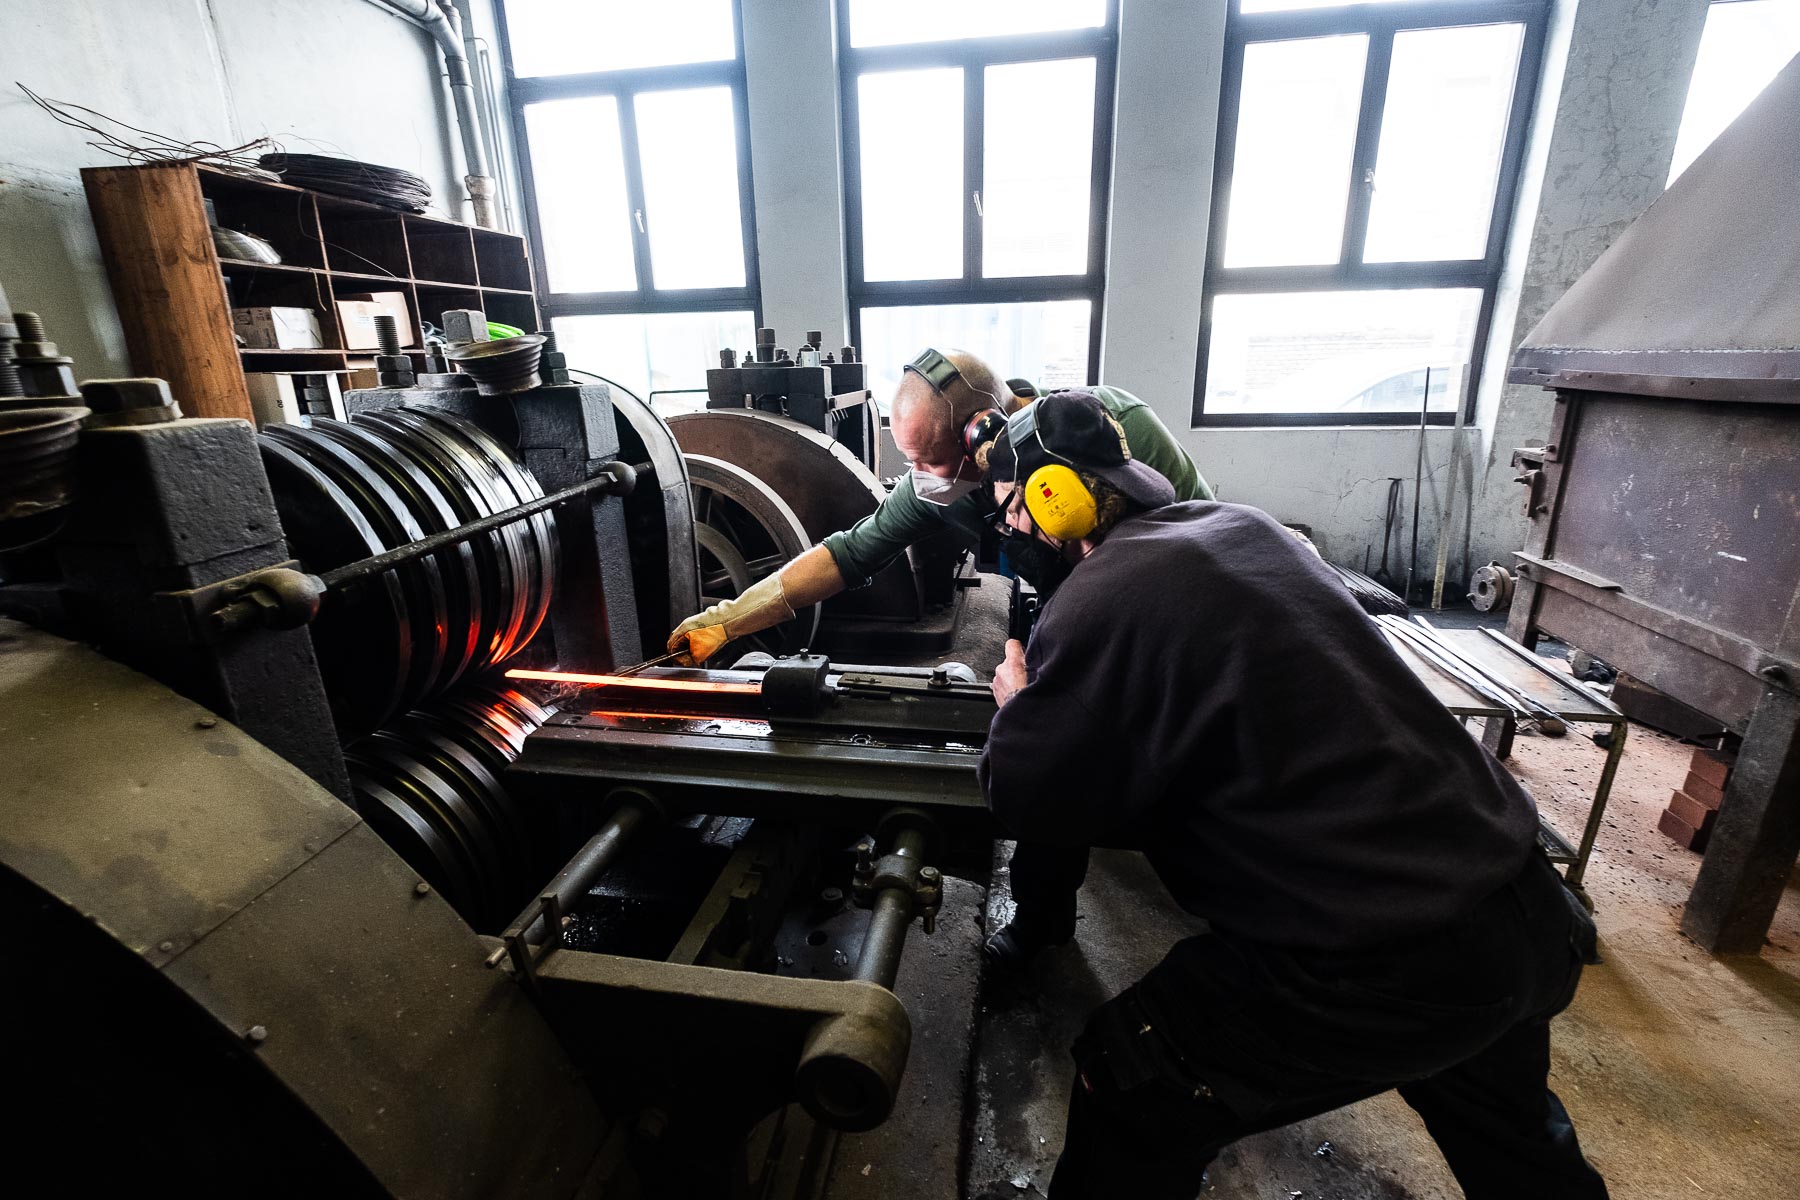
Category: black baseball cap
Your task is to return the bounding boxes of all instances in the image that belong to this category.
[988,390,1177,511]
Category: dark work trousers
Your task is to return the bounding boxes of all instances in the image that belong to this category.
[1006,841,1090,940]
[1048,853,1608,1200]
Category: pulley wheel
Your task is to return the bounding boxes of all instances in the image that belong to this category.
[1468,561,1516,613]
[684,452,820,655]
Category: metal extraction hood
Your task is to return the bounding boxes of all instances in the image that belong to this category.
[1510,54,1800,402]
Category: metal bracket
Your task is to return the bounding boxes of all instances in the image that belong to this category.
[502,889,565,988]
[159,561,324,644]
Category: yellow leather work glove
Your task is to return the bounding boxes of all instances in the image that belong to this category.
[666,571,796,665]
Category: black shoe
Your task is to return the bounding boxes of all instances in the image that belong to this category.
[982,920,1073,970]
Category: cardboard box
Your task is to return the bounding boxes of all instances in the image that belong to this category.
[337,292,415,350]
[245,372,344,427]
[233,306,323,350]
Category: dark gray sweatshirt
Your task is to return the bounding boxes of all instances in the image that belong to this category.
[978,502,1537,952]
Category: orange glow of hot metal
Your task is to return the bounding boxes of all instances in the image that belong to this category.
[505,668,763,695]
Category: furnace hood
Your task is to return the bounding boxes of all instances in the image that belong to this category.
[1510,53,1800,402]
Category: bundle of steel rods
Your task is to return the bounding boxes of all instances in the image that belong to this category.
[258,152,432,212]
[1376,615,1566,736]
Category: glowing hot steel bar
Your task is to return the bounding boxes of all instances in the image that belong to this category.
[505,668,765,695]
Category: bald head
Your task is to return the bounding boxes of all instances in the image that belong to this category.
[889,349,1008,476]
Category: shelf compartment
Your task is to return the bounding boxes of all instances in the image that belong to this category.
[202,175,325,269]
[319,210,410,279]
[405,216,478,286]
[474,228,533,291]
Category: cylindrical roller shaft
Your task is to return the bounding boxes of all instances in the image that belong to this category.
[489,793,655,964]
[854,889,914,988]
[852,825,929,988]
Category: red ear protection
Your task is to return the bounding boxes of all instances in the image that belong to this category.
[961,408,1007,461]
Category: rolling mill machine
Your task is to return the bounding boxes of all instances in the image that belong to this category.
[0,301,1000,1196]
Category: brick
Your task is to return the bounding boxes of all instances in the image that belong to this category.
[1658,806,1710,852]
[1689,747,1735,789]
[1668,790,1719,831]
[1681,770,1727,809]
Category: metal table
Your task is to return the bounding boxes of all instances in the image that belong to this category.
[1383,626,1627,900]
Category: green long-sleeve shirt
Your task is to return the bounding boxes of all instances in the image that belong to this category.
[821,385,1212,586]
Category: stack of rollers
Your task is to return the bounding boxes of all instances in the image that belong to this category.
[258,406,563,926]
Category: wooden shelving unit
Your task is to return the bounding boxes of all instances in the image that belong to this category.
[82,161,540,422]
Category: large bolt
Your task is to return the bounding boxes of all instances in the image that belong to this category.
[373,313,401,357]
[373,315,416,389]
[13,312,46,343]
[537,328,569,386]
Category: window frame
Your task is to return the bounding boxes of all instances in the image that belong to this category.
[494,0,763,327]
[1194,0,1548,428]
[835,0,1120,386]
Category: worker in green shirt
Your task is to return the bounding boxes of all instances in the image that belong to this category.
[668,346,1214,966]
[667,346,1210,659]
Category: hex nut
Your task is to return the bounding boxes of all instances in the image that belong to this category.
[80,377,175,413]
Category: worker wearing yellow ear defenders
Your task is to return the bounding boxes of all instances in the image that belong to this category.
[975,389,1606,1200]
[976,389,1185,969]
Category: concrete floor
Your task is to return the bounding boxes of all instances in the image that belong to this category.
[963,675,1800,1198]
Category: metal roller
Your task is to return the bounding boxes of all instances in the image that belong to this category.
[408,409,560,658]
[353,407,529,667]
[356,407,537,664]
[346,678,555,929]
[264,424,452,708]
[259,407,561,736]
[257,437,412,733]
[308,418,484,692]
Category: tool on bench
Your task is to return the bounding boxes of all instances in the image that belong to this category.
[612,648,686,677]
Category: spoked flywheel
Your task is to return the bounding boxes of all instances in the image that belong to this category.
[684,452,819,656]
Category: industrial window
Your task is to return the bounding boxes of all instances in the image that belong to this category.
[496,0,760,406]
[1195,0,1547,427]
[837,0,1116,404]
[1668,0,1800,187]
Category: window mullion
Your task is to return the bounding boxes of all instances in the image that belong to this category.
[963,53,985,286]
[1338,28,1394,274]
[615,89,658,297]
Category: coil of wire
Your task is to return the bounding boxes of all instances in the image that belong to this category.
[257,153,432,212]
[258,406,559,737]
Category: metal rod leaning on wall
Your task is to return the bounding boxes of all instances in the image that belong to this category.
[1431,364,1474,610]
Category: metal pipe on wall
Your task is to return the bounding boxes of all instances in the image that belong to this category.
[364,0,499,228]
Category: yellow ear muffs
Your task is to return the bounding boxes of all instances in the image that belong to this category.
[1024,463,1098,541]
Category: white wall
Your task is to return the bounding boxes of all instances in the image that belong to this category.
[0,0,471,380]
